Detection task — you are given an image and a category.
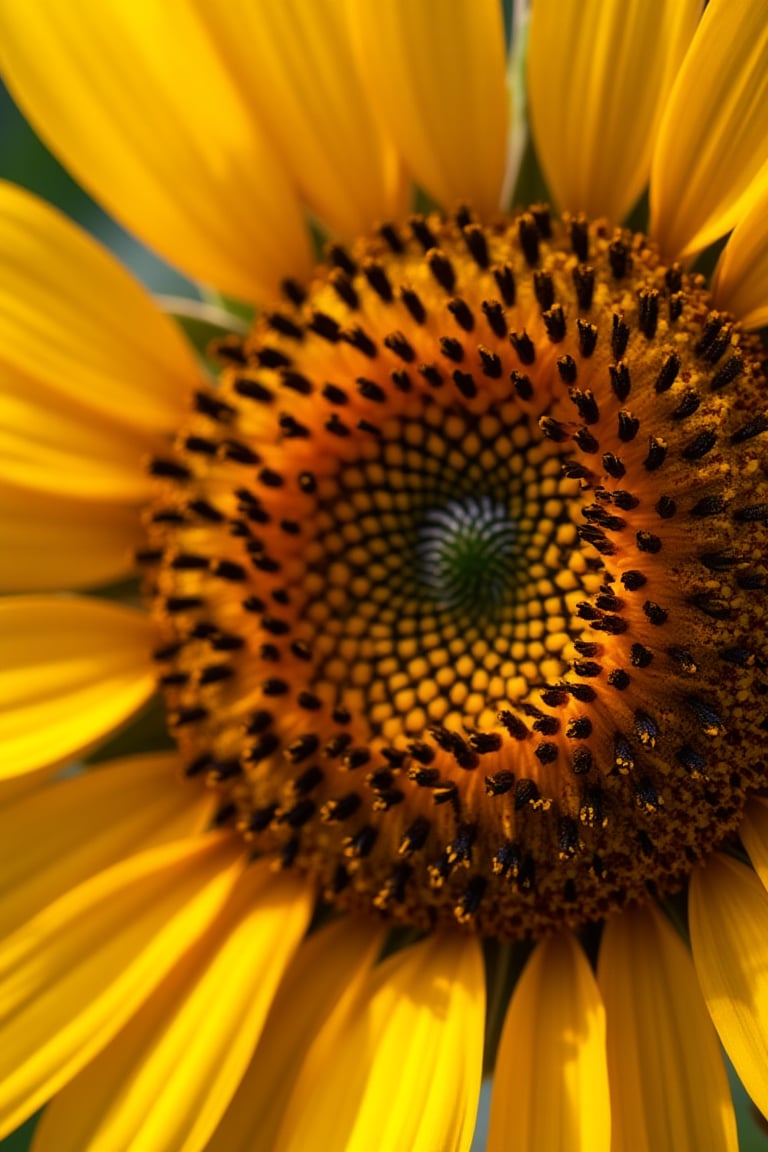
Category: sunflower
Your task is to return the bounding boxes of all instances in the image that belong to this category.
[1,1,768,1149]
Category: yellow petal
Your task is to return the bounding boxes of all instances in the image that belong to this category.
[189,0,405,239]
[0,181,202,435]
[650,0,768,259]
[0,2,310,301]
[711,174,768,330]
[0,482,140,592]
[740,798,768,894]
[527,0,702,223]
[0,752,214,938]
[690,853,768,1121]
[350,0,508,216]
[0,833,243,1139]
[205,916,383,1152]
[0,596,156,780]
[0,359,157,502]
[32,862,311,1152]
[599,903,737,1152]
[488,932,610,1152]
[277,931,485,1152]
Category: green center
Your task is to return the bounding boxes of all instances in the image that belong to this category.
[417,496,517,616]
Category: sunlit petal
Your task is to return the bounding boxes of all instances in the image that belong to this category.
[488,932,610,1152]
[690,854,768,1121]
[0,2,311,301]
[0,360,157,502]
[528,0,701,223]
[0,835,242,1139]
[711,173,768,330]
[599,903,737,1152]
[0,752,214,938]
[0,597,156,780]
[190,0,405,239]
[0,482,140,592]
[277,932,484,1152]
[351,0,507,215]
[740,798,768,894]
[32,863,311,1152]
[204,916,383,1152]
[0,181,201,434]
[651,0,768,258]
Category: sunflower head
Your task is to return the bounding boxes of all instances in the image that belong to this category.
[144,206,768,939]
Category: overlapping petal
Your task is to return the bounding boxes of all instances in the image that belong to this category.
[650,0,768,258]
[204,916,383,1152]
[31,862,311,1152]
[740,798,768,893]
[276,931,485,1152]
[599,903,737,1152]
[711,174,768,330]
[528,0,701,225]
[0,753,214,938]
[0,181,202,434]
[690,854,768,1121]
[0,835,243,1139]
[351,0,508,216]
[0,597,156,780]
[189,0,405,239]
[0,1,311,301]
[0,359,158,502]
[0,482,140,592]
[488,932,610,1152]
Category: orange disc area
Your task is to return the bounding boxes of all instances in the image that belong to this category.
[144,208,768,938]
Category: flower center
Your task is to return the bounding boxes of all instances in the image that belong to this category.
[144,206,768,939]
[417,496,517,615]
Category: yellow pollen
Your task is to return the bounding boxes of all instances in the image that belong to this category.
[144,206,768,939]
